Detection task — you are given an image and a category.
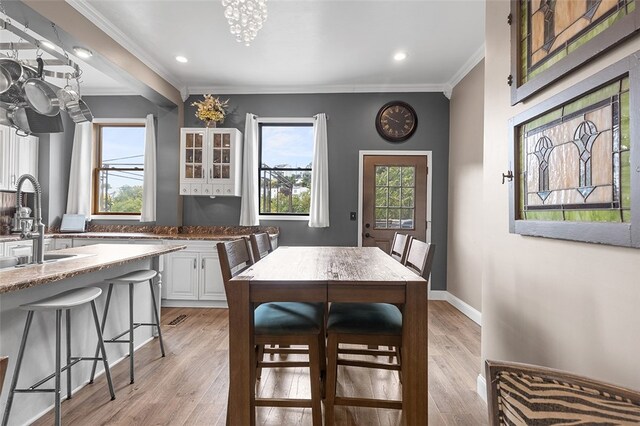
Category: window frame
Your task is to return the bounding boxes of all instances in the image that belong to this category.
[92,122,146,217]
[257,118,314,218]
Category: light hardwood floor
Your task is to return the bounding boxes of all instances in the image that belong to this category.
[34,301,487,425]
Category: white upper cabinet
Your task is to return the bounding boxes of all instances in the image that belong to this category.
[0,124,39,193]
[179,128,243,197]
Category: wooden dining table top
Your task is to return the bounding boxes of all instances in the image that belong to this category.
[226,245,430,425]
[233,245,424,284]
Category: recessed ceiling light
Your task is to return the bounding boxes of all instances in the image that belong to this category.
[40,40,56,50]
[394,52,407,61]
[73,46,93,59]
[175,56,188,63]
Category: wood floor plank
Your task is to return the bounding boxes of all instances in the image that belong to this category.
[32,301,486,425]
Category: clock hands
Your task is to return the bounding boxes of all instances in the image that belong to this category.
[386,116,401,124]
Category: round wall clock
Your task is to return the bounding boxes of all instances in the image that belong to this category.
[375,101,418,142]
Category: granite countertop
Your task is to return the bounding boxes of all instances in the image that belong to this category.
[0,225,279,243]
[0,243,186,294]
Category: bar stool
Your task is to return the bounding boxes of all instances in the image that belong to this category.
[2,287,115,426]
[90,269,165,385]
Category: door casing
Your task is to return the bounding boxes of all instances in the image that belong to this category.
[357,150,433,247]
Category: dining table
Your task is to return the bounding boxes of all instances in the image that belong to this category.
[226,246,429,425]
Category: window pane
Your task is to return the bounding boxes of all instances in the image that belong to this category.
[375,187,388,207]
[401,209,414,229]
[389,188,401,207]
[259,170,311,214]
[376,166,388,186]
[402,167,415,186]
[402,188,414,208]
[96,170,143,213]
[261,126,313,168]
[388,167,401,186]
[375,208,388,229]
[101,127,145,167]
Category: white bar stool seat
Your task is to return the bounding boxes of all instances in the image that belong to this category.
[2,287,115,426]
[90,269,165,385]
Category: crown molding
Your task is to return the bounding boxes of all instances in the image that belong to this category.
[185,83,450,96]
[66,0,185,93]
[447,44,485,91]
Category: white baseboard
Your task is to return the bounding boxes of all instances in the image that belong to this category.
[477,374,487,402]
[428,290,482,326]
[162,299,228,308]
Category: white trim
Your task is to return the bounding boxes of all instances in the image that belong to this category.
[477,374,488,403]
[92,118,147,124]
[257,117,315,124]
[66,0,185,93]
[187,83,449,96]
[259,215,309,222]
[447,44,485,91]
[357,150,433,247]
[427,290,482,326]
[162,299,228,309]
[90,215,142,221]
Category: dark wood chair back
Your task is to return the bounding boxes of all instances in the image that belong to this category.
[216,239,255,288]
[0,356,7,396]
[249,232,273,261]
[486,359,640,425]
[390,232,411,263]
[404,238,435,278]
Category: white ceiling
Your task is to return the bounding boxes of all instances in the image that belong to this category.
[64,0,485,97]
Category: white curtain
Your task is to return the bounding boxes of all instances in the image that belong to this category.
[309,113,329,227]
[140,114,156,222]
[239,113,259,226]
[66,122,93,217]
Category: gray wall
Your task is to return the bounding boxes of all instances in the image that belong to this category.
[184,92,450,290]
[71,96,180,226]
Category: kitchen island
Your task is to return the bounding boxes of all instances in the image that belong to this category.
[0,243,185,426]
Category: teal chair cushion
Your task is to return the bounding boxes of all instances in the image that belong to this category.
[327,303,402,335]
[254,302,324,335]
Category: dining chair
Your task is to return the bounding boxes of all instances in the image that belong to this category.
[404,237,434,277]
[249,232,273,261]
[324,242,436,424]
[389,232,411,264]
[0,357,7,396]
[485,359,640,425]
[216,239,326,426]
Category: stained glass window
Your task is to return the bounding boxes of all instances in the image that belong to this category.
[375,166,415,229]
[520,0,635,85]
[517,77,630,222]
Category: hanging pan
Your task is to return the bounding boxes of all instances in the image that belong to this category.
[22,58,60,117]
[0,65,11,95]
[67,99,93,123]
[0,58,36,106]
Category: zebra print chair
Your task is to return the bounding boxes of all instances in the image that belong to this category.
[486,360,640,425]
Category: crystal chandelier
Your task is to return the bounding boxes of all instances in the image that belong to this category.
[222,0,268,46]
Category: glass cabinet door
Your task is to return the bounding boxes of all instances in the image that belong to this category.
[211,132,232,181]
[182,130,205,181]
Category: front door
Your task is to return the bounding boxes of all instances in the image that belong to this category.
[362,155,428,252]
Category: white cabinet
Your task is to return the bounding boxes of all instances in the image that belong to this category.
[54,238,73,250]
[179,128,243,197]
[43,239,54,253]
[163,241,226,306]
[0,124,38,192]
[4,240,33,257]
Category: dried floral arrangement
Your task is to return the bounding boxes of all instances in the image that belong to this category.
[191,94,230,126]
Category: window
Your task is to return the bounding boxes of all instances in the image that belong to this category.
[93,124,145,215]
[259,122,314,215]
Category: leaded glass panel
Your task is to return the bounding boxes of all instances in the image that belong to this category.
[517,77,630,223]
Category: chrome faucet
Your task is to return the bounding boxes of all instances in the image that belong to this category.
[15,174,45,264]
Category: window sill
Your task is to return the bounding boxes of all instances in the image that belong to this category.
[91,215,141,221]
[259,215,309,222]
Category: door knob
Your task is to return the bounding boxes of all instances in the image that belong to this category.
[365,233,371,238]
[365,223,370,228]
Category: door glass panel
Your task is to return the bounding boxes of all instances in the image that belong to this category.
[186,134,193,148]
[374,165,416,230]
[213,149,221,164]
[194,165,202,178]
[194,149,202,163]
[222,149,230,164]
[375,208,388,228]
[214,165,221,179]
[223,133,231,147]
[195,133,203,147]
[222,165,230,179]
[214,134,221,148]
[186,165,193,179]
[186,149,193,163]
